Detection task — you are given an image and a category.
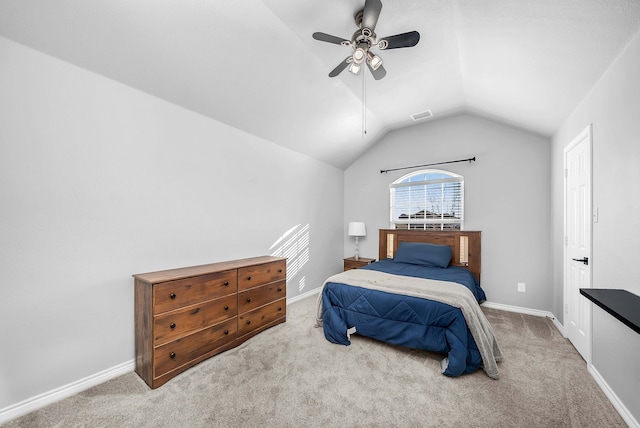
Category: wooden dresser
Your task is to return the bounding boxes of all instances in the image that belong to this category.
[133,255,286,389]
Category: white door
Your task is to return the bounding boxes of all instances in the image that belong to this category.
[564,125,592,362]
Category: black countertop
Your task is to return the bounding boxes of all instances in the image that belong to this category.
[580,288,640,335]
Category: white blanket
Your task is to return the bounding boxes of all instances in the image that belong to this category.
[315,268,503,379]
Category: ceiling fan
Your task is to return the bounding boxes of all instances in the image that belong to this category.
[312,0,420,80]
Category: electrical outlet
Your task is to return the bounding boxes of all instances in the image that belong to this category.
[517,282,526,293]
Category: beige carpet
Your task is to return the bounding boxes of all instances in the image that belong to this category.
[3,294,626,427]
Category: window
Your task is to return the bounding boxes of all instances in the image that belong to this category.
[390,169,464,230]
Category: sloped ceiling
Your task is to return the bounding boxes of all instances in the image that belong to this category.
[1,0,640,169]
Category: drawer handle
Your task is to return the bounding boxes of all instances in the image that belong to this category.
[246,276,252,281]
[224,330,229,335]
[246,298,251,303]
[278,307,282,311]
[224,305,229,310]
[169,293,176,299]
[278,269,283,273]
[170,323,176,329]
[224,281,229,286]
[170,352,176,359]
[277,288,282,292]
[246,320,251,325]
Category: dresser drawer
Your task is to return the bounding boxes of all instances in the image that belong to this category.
[343,257,376,271]
[238,299,286,336]
[238,280,286,313]
[153,294,237,346]
[154,270,237,314]
[154,317,237,378]
[237,260,286,291]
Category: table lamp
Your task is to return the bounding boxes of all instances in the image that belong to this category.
[348,222,366,260]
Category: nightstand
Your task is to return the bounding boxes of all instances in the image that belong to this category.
[343,257,376,271]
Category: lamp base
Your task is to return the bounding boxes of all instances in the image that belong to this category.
[354,237,360,261]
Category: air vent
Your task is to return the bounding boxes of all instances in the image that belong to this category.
[411,110,433,121]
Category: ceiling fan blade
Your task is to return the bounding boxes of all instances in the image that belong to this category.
[329,57,351,77]
[378,31,420,49]
[313,32,350,46]
[367,62,386,80]
[361,0,382,30]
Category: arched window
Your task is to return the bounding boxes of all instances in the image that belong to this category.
[390,169,464,230]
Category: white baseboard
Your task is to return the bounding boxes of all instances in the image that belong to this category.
[482,300,566,336]
[287,285,322,305]
[0,359,135,425]
[589,364,639,428]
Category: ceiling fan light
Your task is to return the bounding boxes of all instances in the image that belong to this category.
[348,62,361,74]
[367,53,382,70]
[353,48,366,64]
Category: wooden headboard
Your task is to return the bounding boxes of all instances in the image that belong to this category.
[378,229,481,283]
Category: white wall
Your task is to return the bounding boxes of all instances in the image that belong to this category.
[0,36,344,411]
[344,114,551,309]
[551,27,640,422]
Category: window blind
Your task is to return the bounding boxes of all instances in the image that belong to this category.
[390,171,464,230]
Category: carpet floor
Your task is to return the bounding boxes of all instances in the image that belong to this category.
[3,294,627,427]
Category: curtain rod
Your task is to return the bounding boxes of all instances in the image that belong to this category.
[380,156,476,174]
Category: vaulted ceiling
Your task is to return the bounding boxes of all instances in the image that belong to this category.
[2,1,640,169]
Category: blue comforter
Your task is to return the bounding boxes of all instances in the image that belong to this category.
[320,259,487,377]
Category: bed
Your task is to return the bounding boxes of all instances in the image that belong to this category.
[316,229,502,379]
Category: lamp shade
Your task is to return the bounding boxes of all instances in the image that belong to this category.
[348,222,366,237]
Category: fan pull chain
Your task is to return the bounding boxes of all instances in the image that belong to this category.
[362,69,367,137]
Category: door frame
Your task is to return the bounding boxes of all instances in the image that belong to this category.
[563,124,593,363]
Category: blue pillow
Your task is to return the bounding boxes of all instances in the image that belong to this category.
[393,242,452,268]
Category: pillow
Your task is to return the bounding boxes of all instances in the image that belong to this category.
[393,242,452,268]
